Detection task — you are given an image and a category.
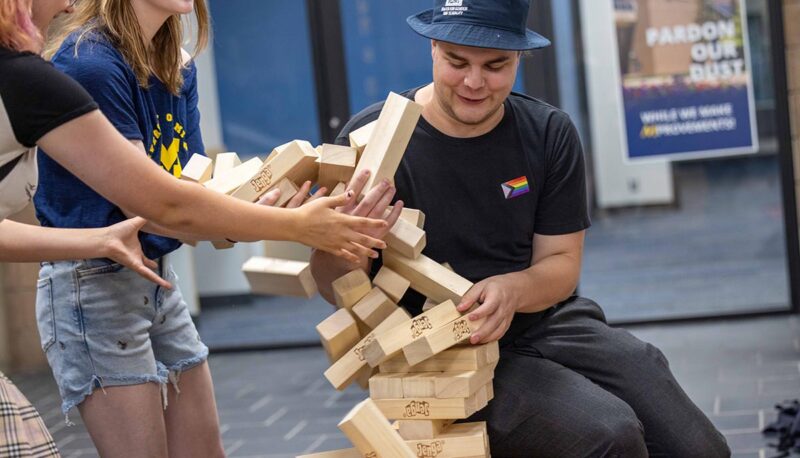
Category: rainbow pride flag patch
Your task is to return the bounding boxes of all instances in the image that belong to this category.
[501,176,530,199]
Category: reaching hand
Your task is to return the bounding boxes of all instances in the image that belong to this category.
[457,274,520,344]
[293,187,390,264]
[336,169,404,247]
[101,217,172,289]
[256,181,328,208]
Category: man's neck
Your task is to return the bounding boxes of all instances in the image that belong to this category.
[414,83,505,138]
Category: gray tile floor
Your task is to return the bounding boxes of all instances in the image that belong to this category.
[10,313,800,457]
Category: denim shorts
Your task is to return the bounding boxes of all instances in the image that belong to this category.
[35,258,208,415]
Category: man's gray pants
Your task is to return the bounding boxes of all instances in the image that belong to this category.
[468,297,731,457]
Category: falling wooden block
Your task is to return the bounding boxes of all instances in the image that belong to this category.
[363,300,462,368]
[353,92,423,198]
[349,120,377,159]
[213,152,241,177]
[324,307,411,390]
[351,287,398,329]
[372,388,486,420]
[401,373,437,398]
[332,270,372,310]
[422,297,438,312]
[319,144,357,190]
[396,420,450,441]
[242,256,317,298]
[273,177,299,207]
[434,362,497,399]
[316,308,361,363]
[383,250,473,305]
[204,157,263,195]
[231,140,318,202]
[338,399,416,458]
[369,373,405,399]
[385,218,426,259]
[211,240,235,250]
[403,315,487,366]
[180,154,213,183]
[330,182,347,197]
[373,266,410,303]
[296,449,360,458]
[404,422,489,458]
[386,207,426,229]
[380,342,499,374]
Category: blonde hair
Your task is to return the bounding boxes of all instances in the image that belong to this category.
[0,0,42,52]
[45,0,209,95]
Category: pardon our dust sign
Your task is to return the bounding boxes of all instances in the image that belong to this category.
[613,0,758,161]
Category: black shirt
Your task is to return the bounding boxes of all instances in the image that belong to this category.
[336,88,591,345]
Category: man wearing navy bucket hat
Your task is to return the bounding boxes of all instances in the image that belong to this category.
[313,1,730,456]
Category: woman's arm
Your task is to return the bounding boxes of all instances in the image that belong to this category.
[36,111,389,263]
[0,218,171,287]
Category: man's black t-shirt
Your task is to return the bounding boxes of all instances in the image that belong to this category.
[336,87,591,344]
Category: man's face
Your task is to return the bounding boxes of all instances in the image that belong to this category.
[431,40,520,127]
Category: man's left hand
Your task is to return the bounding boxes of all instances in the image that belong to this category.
[457,274,520,344]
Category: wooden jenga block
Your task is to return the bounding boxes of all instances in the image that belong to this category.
[396,420,450,441]
[434,362,497,399]
[273,177,299,207]
[363,300,462,368]
[330,182,347,197]
[353,92,423,198]
[265,141,293,163]
[385,218,426,259]
[349,120,377,158]
[316,308,361,363]
[231,140,318,202]
[373,266,410,303]
[332,270,372,310]
[372,388,485,420]
[213,152,241,177]
[296,449,360,458]
[211,240,235,250]
[324,307,411,390]
[204,157,263,195]
[385,207,426,229]
[403,315,487,366]
[401,373,437,398]
[338,399,415,458]
[404,422,488,458]
[422,297,437,312]
[318,144,357,190]
[383,250,473,305]
[380,342,499,374]
[242,256,317,298]
[351,287,398,329]
[369,373,405,399]
[180,154,213,183]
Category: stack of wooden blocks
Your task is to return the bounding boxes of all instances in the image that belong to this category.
[225,92,495,456]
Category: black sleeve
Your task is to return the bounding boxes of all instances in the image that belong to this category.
[534,112,592,235]
[0,51,98,148]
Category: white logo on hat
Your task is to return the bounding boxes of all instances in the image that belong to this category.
[442,0,467,15]
[445,0,463,6]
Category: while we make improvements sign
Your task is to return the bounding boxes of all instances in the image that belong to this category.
[613,0,758,161]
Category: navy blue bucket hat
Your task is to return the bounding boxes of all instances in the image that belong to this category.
[407,0,551,51]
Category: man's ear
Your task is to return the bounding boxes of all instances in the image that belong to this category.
[431,40,438,60]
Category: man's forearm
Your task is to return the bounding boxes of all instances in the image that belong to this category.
[508,253,581,313]
[0,220,109,262]
[310,249,371,304]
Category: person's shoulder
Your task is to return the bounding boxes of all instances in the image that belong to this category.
[507,92,573,128]
[0,48,79,96]
[53,30,129,74]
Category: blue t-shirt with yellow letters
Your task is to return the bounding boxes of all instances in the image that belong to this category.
[35,30,203,259]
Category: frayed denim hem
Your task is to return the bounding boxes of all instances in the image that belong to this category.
[61,373,168,422]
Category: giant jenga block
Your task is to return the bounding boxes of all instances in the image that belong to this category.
[383,250,473,305]
[373,266,410,303]
[353,92,423,198]
[385,218,426,259]
[318,144,357,190]
[325,307,411,390]
[332,270,372,310]
[213,152,241,177]
[363,300,462,367]
[396,419,450,441]
[386,207,426,229]
[273,177,299,207]
[404,422,489,458]
[242,256,317,298]
[349,120,377,159]
[316,308,361,363]
[369,373,405,399]
[330,182,347,197]
[380,342,499,374]
[231,140,318,202]
[401,373,437,398]
[434,363,497,399]
[403,315,487,366]
[204,157,263,195]
[351,287,398,329]
[372,387,488,420]
[180,154,213,183]
[338,399,416,458]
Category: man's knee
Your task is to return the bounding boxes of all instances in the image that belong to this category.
[585,415,648,458]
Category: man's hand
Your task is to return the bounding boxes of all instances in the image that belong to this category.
[457,274,521,344]
[101,217,172,289]
[257,181,327,208]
